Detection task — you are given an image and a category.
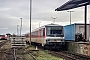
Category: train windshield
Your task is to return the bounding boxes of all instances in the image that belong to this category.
[46,26,64,37]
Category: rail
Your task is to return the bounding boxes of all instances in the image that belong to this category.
[29,52,37,60]
[0,40,9,48]
[49,51,90,60]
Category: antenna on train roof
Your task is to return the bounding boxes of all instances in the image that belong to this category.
[51,23,53,24]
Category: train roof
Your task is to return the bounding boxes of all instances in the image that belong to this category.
[32,23,63,32]
[45,23,63,27]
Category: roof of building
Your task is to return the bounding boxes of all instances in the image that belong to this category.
[55,0,90,11]
[64,23,90,26]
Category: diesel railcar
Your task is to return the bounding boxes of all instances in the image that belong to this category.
[26,23,65,50]
[0,35,7,40]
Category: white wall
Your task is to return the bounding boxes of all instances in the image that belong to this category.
[75,24,90,40]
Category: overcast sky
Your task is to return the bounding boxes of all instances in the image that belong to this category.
[0,0,90,35]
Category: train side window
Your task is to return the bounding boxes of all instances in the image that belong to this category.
[40,29,43,36]
[43,29,45,36]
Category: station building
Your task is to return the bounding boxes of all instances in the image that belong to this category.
[64,23,90,41]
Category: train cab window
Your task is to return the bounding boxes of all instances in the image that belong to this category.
[50,30,62,34]
[46,27,64,37]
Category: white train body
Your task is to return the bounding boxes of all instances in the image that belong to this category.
[26,23,65,49]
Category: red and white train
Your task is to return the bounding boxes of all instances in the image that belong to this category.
[0,35,7,40]
[26,23,65,50]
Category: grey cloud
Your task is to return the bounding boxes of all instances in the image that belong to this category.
[0,0,90,34]
[0,0,30,34]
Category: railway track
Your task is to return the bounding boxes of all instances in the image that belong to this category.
[11,48,38,60]
[0,40,15,60]
[29,52,37,60]
[49,51,90,60]
[0,40,10,48]
[32,45,90,60]
[27,50,38,60]
[27,44,90,60]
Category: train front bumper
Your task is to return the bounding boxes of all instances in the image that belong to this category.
[46,42,65,45]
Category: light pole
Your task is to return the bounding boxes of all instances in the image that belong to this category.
[17,25,19,36]
[39,22,41,27]
[67,11,74,25]
[30,0,32,45]
[20,18,22,37]
[51,17,57,23]
[89,21,90,41]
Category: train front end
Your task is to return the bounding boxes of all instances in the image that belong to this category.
[44,24,65,50]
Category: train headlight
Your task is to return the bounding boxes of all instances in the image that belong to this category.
[46,39,50,42]
[63,37,64,39]
[48,39,50,41]
[61,39,63,41]
[54,40,57,42]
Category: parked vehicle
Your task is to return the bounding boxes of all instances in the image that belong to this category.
[0,35,7,40]
[26,23,65,50]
